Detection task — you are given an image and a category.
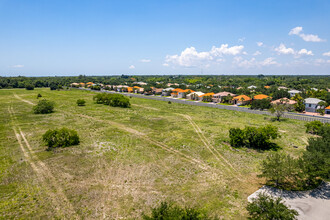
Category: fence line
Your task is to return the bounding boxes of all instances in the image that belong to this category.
[77,88,330,123]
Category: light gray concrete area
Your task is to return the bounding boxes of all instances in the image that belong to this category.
[248,182,330,220]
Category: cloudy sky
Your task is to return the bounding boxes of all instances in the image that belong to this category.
[1,0,330,76]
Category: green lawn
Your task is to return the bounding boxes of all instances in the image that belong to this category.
[0,88,310,219]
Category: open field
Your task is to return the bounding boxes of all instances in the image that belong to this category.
[0,88,312,219]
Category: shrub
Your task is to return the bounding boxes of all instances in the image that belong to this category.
[168,101,172,104]
[229,128,245,147]
[305,121,323,134]
[25,83,35,90]
[33,99,55,114]
[229,125,279,150]
[76,99,86,106]
[37,93,42,99]
[143,202,213,220]
[247,193,298,220]
[93,93,130,108]
[42,128,79,150]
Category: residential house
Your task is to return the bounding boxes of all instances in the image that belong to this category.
[264,86,270,89]
[152,88,163,95]
[133,86,144,93]
[212,92,236,103]
[199,93,215,102]
[127,87,134,93]
[271,98,297,105]
[278,86,288,90]
[248,85,257,89]
[70,83,79,87]
[186,92,204,100]
[232,95,252,105]
[288,89,301,97]
[162,88,174,96]
[325,106,330,115]
[304,98,323,113]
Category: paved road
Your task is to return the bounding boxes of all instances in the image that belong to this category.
[248,183,330,220]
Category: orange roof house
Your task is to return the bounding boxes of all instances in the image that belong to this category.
[199,92,215,97]
[326,106,330,109]
[264,86,270,89]
[254,94,270,100]
[127,87,133,92]
[233,95,252,101]
[86,82,93,85]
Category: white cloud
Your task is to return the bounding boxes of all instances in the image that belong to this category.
[289,26,303,35]
[289,26,325,42]
[140,59,151,63]
[12,64,24,68]
[257,42,263,47]
[165,44,244,67]
[274,43,295,55]
[274,43,313,57]
[260,57,277,66]
[129,65,135,69]
[323,51,330,56]
[297,49,313,56]
[162,63,169,67]
[253,51,261,56]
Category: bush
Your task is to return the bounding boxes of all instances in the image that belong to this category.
[37,93,42,99]
[25,84,35,90]
[247,193,298,220]
[33,99,55,114]
[229,125,279,150]
[168,101,172,104]
[93,93,130,108]
[305,121,323,134]
[42,128,79,150]
[143,202,213,220]
[76,99,86,106]
[303,125,330,181]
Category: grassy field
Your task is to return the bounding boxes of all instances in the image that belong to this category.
[0,88,311,219]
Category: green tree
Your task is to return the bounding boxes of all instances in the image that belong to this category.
[37,93,42,99]
[33,99,55,114]
[25,83,35,90]
[269,103,288,121]
[247,193,298,220]
[305,121,323,134]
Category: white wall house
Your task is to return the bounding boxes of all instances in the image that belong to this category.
[288,89,301,97]
[304,98,323,113]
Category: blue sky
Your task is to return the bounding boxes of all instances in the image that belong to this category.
[1,0,330,76]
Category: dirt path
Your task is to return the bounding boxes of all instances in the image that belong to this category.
[13,93,34,105]
[8,106,79,219]
[180,114,240,175]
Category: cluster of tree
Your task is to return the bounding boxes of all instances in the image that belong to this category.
[42,128,80,150]
[93,93,131,108]
[229,125,280,150]
[33,99,55,114]
[142,202,214,220]
[259,124,329,190]
[247,193,298,220]
[250,99,271,110]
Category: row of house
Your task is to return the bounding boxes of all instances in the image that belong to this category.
[71,82,329,115]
